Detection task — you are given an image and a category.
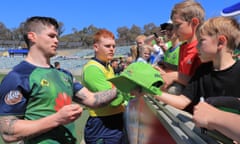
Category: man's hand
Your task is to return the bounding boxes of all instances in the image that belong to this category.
[55,104,83,125]
[155,36,168,52]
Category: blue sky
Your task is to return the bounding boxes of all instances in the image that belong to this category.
[0,0,239,35]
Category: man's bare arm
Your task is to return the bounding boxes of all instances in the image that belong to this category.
[0,115,56,142]
[0,116,22,142]
[177,72,191,86]
[73,87,117,108]
[0,104,82,143]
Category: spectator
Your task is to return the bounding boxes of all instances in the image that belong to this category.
[158,23,181,71]
[145,35,165,65]
[135,35,147,59]
[125,55,134,66]
[135,35,146,48]
[155,16,240,116]
[156,0,204,93]
[118,57,127,71]
[129,45,138,62]
[111,58,123,75]
[190,3,240,142]
[136,44,152,63]
[157,22,183,95]
[54,61,73,77]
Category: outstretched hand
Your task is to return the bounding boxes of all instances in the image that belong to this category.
[153,65,166,74]
[153,66,176,91]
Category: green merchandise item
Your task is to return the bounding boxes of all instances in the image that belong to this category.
[122,93,135,106]
[110,91,135,107]
[110,91,124,107]
[109,62,163,96]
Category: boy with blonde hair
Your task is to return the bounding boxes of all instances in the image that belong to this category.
[192,16,240,142]
[156,16,240,115]
[158,0,204,91]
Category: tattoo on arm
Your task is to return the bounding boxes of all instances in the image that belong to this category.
[0,116,26,142]
[0,116,18,136]
[73,90,87,103]
[0,116,42,141]
[74,88,117,107]
[93,89,117,107]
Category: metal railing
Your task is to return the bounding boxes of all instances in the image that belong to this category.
[144,96,233,144]
[124,95,234,144]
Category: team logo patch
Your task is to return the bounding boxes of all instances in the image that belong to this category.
[41,79,49,87]
[5,90,23,105]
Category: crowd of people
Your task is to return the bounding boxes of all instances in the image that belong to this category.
[0,0,240,144]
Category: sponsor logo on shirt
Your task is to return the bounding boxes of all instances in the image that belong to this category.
[5,90,23,105]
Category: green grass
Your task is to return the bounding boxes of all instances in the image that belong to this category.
[0,74,5,81]
[0,74,89,144]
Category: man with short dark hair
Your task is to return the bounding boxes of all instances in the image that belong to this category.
[0,16,119,144]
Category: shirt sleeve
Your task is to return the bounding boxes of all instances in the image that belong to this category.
[0,72,28,116]
[73,81,84,94]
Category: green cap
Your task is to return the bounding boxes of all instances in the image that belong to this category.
[109,62,163,95]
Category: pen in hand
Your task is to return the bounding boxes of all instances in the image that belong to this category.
[200,96,207,134]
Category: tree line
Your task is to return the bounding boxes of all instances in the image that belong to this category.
[0,21,160,49]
